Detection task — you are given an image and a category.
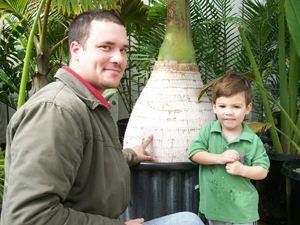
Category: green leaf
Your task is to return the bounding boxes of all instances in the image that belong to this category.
[110,0,156,30]
[286,0,300,57]
[246,121,272,134]
[102,88,117,101]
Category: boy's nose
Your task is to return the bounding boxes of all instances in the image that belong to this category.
[225,109,233,115]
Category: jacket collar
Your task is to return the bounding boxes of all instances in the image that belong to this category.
[54,67,111,110]
[211,120,254,143]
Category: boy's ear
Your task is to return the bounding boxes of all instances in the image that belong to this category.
[245,102,252,115]
[212,103,217,114]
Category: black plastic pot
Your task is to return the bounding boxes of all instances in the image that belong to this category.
[0,143,5,150]
[117,118,129,146]
[119,162,199,222]
[256,153,298,225]
[281,158,300,225]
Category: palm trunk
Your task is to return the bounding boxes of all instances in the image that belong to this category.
[123,0,215,162]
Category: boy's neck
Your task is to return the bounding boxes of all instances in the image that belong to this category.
[221,124,243,143]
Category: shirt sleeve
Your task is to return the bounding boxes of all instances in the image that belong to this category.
[251,137,270,171]
[2,102,125,225]
[188,122,212,163]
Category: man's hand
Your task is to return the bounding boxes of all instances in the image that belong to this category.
[219,149,240,164]
[125,218,144,225]
[132,134,155,162]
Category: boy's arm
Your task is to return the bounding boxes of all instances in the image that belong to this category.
[191,149,240,165]
[225,161,268,180]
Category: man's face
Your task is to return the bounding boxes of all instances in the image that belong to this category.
[71,20,128,94]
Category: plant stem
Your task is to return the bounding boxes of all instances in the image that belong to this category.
[18,0,46,109]
[239,25,283,154]
[278,0,289,151]
[158,0,196,63]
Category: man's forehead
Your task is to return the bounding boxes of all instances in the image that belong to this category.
[89,20,128,41]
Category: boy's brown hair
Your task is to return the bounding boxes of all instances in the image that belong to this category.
[212,72,252,105]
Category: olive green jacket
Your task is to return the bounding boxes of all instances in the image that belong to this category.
[1,68,139,225]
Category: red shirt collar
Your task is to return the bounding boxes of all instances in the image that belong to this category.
[62,66,111,109]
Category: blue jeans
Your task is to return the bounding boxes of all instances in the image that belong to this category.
[143,212,204,225]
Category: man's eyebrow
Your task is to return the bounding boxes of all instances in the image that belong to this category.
[97,41,129,48]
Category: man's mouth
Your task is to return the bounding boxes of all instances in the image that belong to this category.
[105,65,123,73]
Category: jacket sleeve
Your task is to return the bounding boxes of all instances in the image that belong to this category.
[122,148,139,167]
[1,102,125,225]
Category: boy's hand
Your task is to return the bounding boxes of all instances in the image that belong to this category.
[219,150,239,164]
[225,161,243,175]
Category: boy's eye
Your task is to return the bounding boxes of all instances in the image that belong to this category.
[234,106,241,108]
[120,49,128,54]
[219,105,225,108]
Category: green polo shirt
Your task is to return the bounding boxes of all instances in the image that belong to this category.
[189,121,270,224]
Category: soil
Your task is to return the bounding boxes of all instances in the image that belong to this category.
[263,143,276,153]
[293,168,300,173]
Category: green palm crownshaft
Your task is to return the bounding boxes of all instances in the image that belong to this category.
[158,0,196,64]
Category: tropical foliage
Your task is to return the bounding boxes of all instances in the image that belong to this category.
[196,0,300,154]
[117,0,167,114]
[190,0,282,122]
[0,147,4,202]
[0,0,157,109]
[190,0,240,84]
[239,0,300,154]
[1,0,298,141]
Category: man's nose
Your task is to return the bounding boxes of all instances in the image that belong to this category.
[110,50,125,64]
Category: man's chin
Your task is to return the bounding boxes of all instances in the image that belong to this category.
[103,83,120,89]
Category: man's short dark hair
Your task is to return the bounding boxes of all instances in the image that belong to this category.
[212,72,252,105]
[68,9,125,56]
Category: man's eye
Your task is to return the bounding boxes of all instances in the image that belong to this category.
[120,49,128,53]
[100,46,110,50]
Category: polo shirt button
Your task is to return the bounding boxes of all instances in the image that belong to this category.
[226,146,229,149]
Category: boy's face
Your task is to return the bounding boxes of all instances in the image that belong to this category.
[213,92,252,133]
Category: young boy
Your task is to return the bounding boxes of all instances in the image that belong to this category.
[189,72,270,225]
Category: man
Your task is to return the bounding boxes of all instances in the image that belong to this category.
[1,9,203,225]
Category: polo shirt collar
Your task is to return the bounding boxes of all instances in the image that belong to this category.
[211,120,254,142]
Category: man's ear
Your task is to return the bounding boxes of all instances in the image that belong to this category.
[245,102,252,115]
[70,41,81,61]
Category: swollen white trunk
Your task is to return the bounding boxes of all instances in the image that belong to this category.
[124,61,216,162]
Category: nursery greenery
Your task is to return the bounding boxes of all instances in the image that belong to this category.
[0,147,4,202]
[1,0,299,152]
[238,0,300,154]
[0,0,157,110]
[197,0,300,154]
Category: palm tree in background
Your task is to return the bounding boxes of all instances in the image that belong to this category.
[123,0,217,162]
[0,0,155,108]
